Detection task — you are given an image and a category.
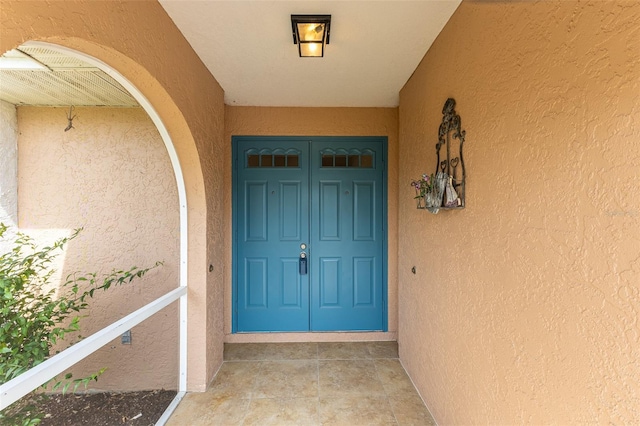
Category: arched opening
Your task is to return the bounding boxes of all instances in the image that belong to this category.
[0,38,210,403]
[1,3,228,421]
[0,40,186,392]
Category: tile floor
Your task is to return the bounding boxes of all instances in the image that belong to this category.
[167,342,436,425]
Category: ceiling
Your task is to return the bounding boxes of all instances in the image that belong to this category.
[0,1,461,109]
[158,0,462,107]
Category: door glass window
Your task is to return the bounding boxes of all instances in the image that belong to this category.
[320,149,374,168]
[247,149,300,168]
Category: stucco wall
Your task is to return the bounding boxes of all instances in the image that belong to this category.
[224,106,399,342]
[398,1,639,423]
[0,100,18,237]
[2,0,226,391]
[17,107,179,390]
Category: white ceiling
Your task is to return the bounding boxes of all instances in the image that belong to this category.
[159,1,461,107]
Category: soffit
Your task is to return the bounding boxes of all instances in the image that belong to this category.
[0,46,139,107]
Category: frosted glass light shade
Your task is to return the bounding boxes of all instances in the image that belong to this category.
[291,15,331,58]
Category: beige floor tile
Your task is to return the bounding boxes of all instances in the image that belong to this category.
[367,341,399,358]
[318,341,371,359]
[320,395,397,425]
[243,397,319,425]
[260,342,319,360]
[389,393,437,426]
[224,343,319,361]
[223,343,271,361]
[207,361,262,399]
[170,343,435,426]
[253,360,319,398]
[319,359,385,397]
[374,359,418,396]
[166,393,249,426]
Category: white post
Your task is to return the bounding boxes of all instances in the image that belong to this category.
[0,100,18,248]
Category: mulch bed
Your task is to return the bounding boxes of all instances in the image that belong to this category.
[14,390,176,426]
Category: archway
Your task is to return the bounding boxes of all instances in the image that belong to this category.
[26,40,190,390]
[2,0,228,397]
[0,38,213,395]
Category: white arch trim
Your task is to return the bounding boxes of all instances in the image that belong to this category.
[0,41,189,416]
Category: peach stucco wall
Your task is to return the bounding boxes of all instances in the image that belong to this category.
[224,107,399,342]
[1,0,226,391]
[399,1,639,424]
[18,107,179,390]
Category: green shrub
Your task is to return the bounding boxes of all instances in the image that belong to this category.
[0,223,161,425]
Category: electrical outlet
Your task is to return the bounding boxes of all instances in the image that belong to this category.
[121,330,132,345]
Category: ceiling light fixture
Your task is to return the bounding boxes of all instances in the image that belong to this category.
[291,15,331,58]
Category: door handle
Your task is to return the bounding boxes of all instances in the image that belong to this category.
[299,252,308,275]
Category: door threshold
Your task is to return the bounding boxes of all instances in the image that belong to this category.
[225,331,396,344]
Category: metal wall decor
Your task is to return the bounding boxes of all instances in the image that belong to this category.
[414,98,466,213]
[435,97,466,208]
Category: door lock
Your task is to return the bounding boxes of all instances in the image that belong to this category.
[299,252,308,275]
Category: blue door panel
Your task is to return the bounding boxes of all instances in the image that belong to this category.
[354,181,375,241]
[236,140,309,332]
[234,137,386,332]
[281,258,301,306]
[319,257,341,306]
[280,182,301,240]
[354,257,375,306]
[246,182,267,241]
[310,139,384,331]
[319,182,340,240]
[245,258,267,307]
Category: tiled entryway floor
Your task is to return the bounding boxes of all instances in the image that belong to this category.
[167,342,436,425]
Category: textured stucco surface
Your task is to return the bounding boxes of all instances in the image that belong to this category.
[0,100,18,237]
[224,106,399,342]
[2,0,226,391]
[18,107,179,390]
[398,1,640,423]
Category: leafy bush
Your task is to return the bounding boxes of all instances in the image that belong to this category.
[0,223,161,425]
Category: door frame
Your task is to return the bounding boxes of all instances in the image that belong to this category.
[231,136,388,333]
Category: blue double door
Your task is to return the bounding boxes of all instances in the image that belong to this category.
[233,137,386,332]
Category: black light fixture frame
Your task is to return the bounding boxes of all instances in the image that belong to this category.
[291,14,331,57]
